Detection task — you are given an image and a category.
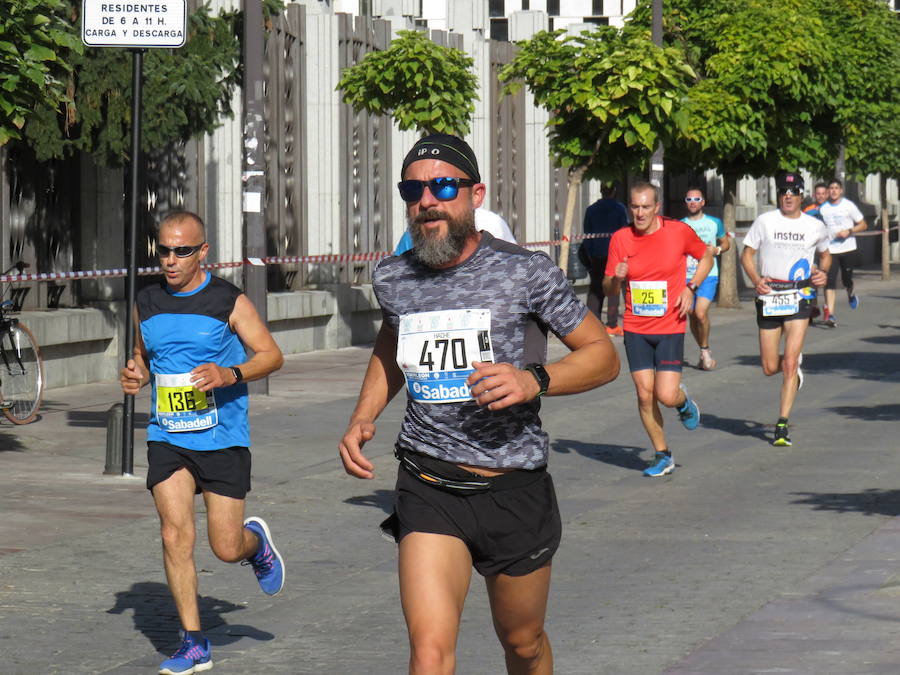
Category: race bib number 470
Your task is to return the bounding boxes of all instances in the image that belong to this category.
[397,309,494,404]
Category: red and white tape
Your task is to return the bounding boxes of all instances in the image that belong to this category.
[0,228,895,283]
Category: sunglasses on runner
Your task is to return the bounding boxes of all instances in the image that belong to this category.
[157,243,205,258]
[397,177,476,203]
[684,196,703,203]
[777,187,803,196]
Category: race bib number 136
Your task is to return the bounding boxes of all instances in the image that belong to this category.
[397,309,494,404]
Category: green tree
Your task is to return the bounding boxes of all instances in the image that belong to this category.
[500,26,695,272]
[22,3,244,165]
[336,29,478,136]
[0,0,82,146]
[633,0,838,306]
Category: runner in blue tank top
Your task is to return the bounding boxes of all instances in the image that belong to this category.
[120,211,284,675]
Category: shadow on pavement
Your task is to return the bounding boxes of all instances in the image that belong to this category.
[699,413,770,441]
[345,488,394,513]
[66,409,149,428]
[108,581,274,653]
[0,428,26,451]
[791,489,900,517]
[826,403,900,422]
[732,350,900,382]
[861,334,900,345]
[551,438,647,472]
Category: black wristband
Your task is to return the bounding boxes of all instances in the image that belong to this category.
[230,366,243,384]
[524,363,550,397]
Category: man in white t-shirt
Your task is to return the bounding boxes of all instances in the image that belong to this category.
[741,171,831,447]
[819,179,867,327]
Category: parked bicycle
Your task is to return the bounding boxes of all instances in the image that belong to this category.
[0,262,44,424]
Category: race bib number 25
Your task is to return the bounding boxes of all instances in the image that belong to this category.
[397,309,494,404]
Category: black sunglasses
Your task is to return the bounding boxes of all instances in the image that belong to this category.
[157,243,205,258]
[397,177,476,203]
[777,187,803,196]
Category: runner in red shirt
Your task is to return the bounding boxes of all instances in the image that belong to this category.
[603,182,713,477]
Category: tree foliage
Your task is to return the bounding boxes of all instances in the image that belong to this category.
[500,26,695,181]
[0,0,82,146]
[336,29,478,136]
[22,3,244,165]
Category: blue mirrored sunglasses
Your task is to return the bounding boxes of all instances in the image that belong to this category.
[397,177,476,203]
[157,243,205,258]
[777,187,803,196]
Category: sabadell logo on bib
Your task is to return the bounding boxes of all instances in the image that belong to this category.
[411,381,471,401]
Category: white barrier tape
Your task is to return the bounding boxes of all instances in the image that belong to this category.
[2,228,896,283]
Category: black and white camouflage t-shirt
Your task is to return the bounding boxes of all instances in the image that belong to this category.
[374,231,588,469]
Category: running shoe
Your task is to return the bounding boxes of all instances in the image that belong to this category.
[797,353,804,392]
[772,422,792,447]
[159,635,212,675]
[848,293,859,310]
[606,325,624,337]
[698,349,716,371]
[243,517,285,596]
[824,313,837,328]
[677,384,701,430]
[643,452,675,477]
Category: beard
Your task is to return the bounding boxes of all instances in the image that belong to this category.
[410,208,477,268]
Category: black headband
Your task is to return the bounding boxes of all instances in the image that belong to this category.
[402,134,481,183]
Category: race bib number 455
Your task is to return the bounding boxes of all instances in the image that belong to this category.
[397,309,494,404]
[155,372,218,432]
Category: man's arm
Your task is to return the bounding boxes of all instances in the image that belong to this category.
[675,246,715,317]
[339,322,406,479]
[120,306,150,395]
[466,311,619,410]
[813,250,832,286]
[191,293,284,391]
[715,219,731,253]
[741,243,772,295]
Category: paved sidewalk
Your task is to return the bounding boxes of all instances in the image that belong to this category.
[1,268,899,674]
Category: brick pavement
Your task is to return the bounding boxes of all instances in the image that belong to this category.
[1,268,899,674]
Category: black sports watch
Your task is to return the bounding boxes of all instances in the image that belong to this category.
[524,363,551,397]
[687,282,699,293]
[230,366,244,384]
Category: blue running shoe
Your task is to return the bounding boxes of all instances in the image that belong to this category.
[243,517,285,596]
[676,384,700,430]
[643,452,675,477]
[159,635,212,675]
[848,293,859,310]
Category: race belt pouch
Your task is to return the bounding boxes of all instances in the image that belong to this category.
[396,446,491,493]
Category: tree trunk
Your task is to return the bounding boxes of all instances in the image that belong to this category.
[557,167,586,276]
[881,173,890,281]
[717,171,741,308]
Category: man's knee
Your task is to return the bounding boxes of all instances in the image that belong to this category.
[500,627,549,666]
[160,521,194,554]
[409,636,455,674]
[761,359,780,376]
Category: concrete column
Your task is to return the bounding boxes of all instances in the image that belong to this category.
[303,12,342,261]
[509,11,550,246]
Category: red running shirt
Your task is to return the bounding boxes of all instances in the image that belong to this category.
[605,217,708,334]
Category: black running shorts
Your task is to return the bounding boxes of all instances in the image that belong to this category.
[623,331,685,373]
[755,297,813,330]
[146,441,251,499]
[383,456,562,577]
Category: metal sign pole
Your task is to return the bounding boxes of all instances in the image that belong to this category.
[121,48,144,476]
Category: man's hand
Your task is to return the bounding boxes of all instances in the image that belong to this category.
[339,421,377,479]
[673,288,694,318]
[754,276,773,295]
[120,359,145,395]
[190,363,234,392]
[837,229,852,240]
[614,256,630,280]
[467,361,540,410]
[811,267,827,287]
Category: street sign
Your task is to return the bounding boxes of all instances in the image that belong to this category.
[81,0,187,48]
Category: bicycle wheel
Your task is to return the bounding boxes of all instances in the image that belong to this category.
[1,322,44,424]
